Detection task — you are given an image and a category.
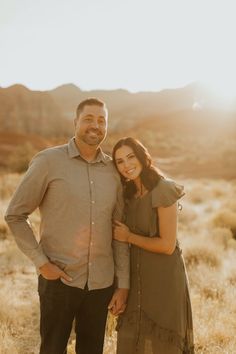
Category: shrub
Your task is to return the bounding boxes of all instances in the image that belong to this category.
[211,227,233,248]
[184,245,221,268]
[0,222,8,240]
[201,286,225,301]
[178,207,197,224]
[227,270,236,286]
[188,186,205,204]
[212,210,236,239]
[227,238,236,250]
[0,173,21,200]
[8,143,37,173]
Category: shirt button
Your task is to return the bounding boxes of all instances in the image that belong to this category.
[90,242,93,246]
[90,181,94,184]
[92,221,95,225]
[91,200,95,204]
[89,262,92,266]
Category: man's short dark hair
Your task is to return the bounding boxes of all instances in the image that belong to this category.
[76,98,107,119]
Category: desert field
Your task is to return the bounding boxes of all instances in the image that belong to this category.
[1,1,236,352]
[1,173,236,353]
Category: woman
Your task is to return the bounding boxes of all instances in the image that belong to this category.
[112,137,194,354]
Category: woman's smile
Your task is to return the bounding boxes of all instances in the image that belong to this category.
[115,145,142,181]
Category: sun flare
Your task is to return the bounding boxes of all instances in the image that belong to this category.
[204,79,236,102]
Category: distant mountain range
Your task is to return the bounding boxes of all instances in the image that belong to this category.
[0,83,236,178]
[1,82,235,137]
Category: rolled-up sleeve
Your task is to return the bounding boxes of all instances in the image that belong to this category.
[4,152,49,268]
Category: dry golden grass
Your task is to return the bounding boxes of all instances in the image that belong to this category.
[0,255,39,354]
[1,175,236,353]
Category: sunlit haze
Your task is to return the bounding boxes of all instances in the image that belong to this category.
[0,0,236,97]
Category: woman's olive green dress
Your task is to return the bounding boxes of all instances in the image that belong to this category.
[116,178,194,354]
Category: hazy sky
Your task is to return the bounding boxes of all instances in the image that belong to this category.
[0,0,236,95]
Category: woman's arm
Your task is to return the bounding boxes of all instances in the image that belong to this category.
[113,202,177,255]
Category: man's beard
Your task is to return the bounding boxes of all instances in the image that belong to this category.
[81,128,105,146]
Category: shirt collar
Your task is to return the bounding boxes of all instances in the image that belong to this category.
[68,137,109,165]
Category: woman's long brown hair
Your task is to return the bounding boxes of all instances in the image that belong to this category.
[112,137,163,199]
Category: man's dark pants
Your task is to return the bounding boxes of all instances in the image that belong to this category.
[38,275,114,354]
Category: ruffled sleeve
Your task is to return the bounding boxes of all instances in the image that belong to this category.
[151,178,185,208]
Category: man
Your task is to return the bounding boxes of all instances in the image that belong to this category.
[5,98,129,354]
